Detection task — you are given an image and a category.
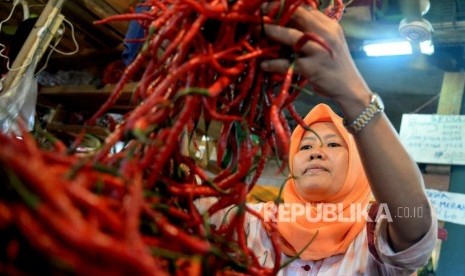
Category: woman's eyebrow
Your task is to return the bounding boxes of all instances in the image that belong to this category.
[301,134,338,142]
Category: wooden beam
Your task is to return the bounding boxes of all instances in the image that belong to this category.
[437,73,465,115]
[62,0,124,49]
[38,82,138,111]
[430,72,465,189]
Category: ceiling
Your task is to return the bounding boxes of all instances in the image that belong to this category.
[0,0,464,131]
[338,0,465,130]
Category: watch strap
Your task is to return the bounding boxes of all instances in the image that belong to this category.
[343,93,384,134]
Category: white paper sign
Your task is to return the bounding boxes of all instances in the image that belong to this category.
[426,189,465,226]
[399,114,465,164]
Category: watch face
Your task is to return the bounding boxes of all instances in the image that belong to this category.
[374,94,384,111]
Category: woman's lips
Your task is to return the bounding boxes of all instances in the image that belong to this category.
[303,164,328,175]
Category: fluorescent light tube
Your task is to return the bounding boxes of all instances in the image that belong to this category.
[363,41,413,57]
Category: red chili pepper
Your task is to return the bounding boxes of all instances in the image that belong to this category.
[218,144,259,189]
[168,183,221,197]
[187,193,208,236]
[223,60,257,110]
[120,159,146,249]
[0,202,13,229]
[273,62,295,109]
[221,13,273,24]
[278,0,305,26]
[233,189,248,256]
[287,103,312,131]
[146,96,199,187]
[15,206,81,269]
[235,46,280,62]
[65,183,123,233]
[0,145,84,227]
[246,72,264,126]
[143,205,211,254]
[232,0,264,13]
[208,75,232,97]
[325,0,345,20]
[178,15,208,51]
[139,128,171,169]
[206,188,242,217]
[202,97,243,122]
[178,155,211,182]
[210,57,245,76]
[216,121,233,166]
[246,205,281,276]
[35,203,164,275]
[181,0,226,16]
[124,55,207,123]
[248,131,270,191]
[269,104,290,162]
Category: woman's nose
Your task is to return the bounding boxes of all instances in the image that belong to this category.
[309,151,323,160]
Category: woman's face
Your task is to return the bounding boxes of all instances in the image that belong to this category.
[292,122,349,202]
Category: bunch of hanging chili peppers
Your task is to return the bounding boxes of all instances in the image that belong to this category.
[0,0,344,275]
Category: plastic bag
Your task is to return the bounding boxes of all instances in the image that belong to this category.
[0,60,38,133]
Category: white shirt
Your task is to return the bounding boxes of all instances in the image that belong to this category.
[197,199,437,276]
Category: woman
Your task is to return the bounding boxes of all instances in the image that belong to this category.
[245,103,437,275]
[254,5,436,275]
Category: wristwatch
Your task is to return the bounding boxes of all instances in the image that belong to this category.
[343,93,384,134]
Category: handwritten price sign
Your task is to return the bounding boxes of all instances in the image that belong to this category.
[399,114,465,165]
[426,189,465,226]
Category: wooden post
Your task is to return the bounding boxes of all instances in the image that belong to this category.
[2,0,66,92]
[435,72,465,275]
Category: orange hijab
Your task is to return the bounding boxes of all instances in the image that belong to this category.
[271,103,372,260]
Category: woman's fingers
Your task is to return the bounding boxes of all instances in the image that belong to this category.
[259,3,365,100]
[262,3,344,58]
[265,25,332,59]
[263,24,302,49]
[263,24,318,55]
[260,59,291,74]
[260,58,312,78]
[260,4,352,88]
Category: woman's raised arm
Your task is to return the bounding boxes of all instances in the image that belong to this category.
[261,7,433,252]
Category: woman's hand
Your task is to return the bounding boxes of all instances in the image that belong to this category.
[260,7,371,106]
